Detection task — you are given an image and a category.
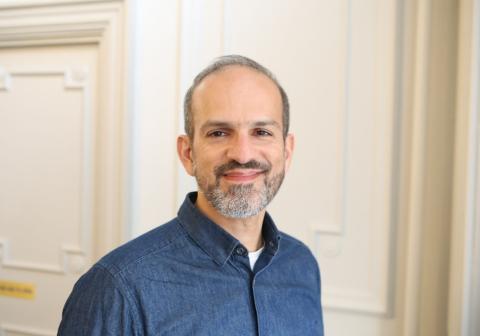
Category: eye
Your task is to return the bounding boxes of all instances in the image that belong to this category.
[254,129,273,137]
[207,130,228,137]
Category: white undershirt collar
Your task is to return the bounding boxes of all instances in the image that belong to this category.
[248,245,265,270]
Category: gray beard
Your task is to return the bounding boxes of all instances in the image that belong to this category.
[200,171,285,219]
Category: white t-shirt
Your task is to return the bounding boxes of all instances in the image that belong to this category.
[248,245,265,270]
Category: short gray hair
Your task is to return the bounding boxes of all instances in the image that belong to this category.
[183,55,290,139]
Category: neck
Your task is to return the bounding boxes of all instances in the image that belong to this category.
[195,191,264,251]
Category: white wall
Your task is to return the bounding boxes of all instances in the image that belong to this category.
[128,1,180,237]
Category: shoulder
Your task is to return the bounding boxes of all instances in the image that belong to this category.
[59,220,187,334]
[96,218,187,276]
[59,263,138,335]
[277,231,319,270]
[275,231,322,291]
[278,231,316,257]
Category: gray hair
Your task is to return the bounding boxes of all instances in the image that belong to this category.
[183,55,290,139]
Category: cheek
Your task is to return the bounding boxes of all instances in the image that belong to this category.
[195,146,226,165]
[266,147,287,166]
[192,156,217,176]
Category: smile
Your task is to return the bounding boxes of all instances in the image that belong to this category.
[222,169,264,182]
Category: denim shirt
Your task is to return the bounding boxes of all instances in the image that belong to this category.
[58,193,324,335]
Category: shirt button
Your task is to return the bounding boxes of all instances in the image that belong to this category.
[235,246,247,256]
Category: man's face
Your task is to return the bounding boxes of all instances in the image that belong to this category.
[178,66,294,218]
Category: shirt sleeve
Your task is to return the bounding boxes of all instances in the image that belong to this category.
[58,265,138,336]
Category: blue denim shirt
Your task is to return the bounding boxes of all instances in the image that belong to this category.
[58,193,324,335]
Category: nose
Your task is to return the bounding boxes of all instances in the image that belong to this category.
[226,133,255,164]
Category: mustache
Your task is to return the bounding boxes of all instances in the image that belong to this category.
[214,160,271,177]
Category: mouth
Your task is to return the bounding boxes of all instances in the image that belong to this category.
[222,169,265,183]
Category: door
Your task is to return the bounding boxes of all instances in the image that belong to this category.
[0,43,97,336]
[0,2,126,334]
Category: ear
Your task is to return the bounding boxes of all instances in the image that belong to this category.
[177,135,195,176]
[284,133,295,171]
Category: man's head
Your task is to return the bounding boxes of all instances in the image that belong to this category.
[184,55,290,139]
[177,55,294,219]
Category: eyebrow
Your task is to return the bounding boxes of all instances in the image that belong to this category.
[199,120,281,133]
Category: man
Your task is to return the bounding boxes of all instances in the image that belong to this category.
[58,55,324,335]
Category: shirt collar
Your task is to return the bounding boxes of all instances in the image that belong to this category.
[177,192,281,266]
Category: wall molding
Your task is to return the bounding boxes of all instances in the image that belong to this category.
[313,0,400,316]
[306,0,351,236]
[0,67,11,90]
[463,2,480,335]
[449,0,480,335]
[401,0,432,332]
[322,287,390,315]
[0,239,86,275]
[0,67,91,275]
[1,323,55,336]
[0,0,109,9]
[0,2,122,47]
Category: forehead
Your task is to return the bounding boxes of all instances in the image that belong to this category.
[191,66,283,127]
